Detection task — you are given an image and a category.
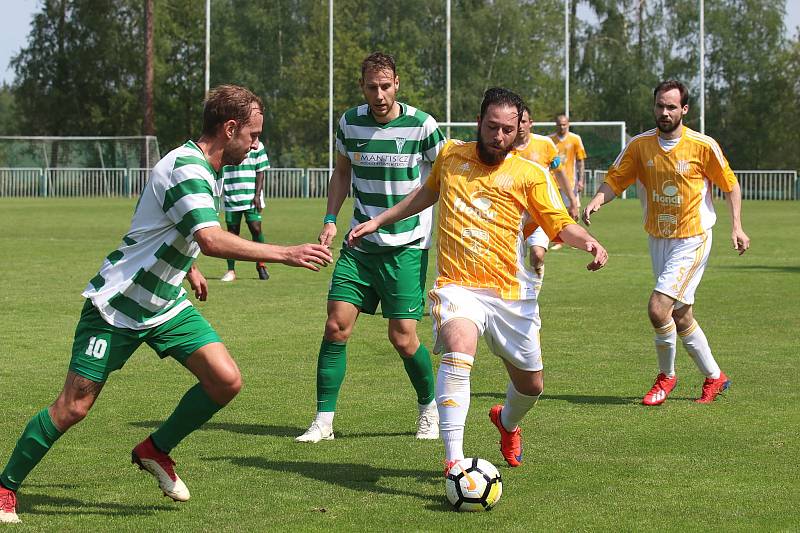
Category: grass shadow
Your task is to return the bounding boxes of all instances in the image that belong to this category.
[472,392,641,405]
[132,421,417,439]
[205,456,442,505]
[18,492,177,517]
[131,420,300,437]
[717,265,800,274]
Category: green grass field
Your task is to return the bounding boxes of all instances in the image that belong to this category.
[0,197,798,531]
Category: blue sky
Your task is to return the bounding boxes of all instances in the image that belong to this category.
[1,1,799,86]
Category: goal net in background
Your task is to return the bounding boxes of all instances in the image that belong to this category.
[440,121,627,196]
[0,136,161,197]
[0,136,160,169]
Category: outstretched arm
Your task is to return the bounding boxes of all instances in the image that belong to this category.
[582,182,617,226]
[557,223,608,271]
[194,226,332,271]
[348,185,439,247]
[725,182,750,255]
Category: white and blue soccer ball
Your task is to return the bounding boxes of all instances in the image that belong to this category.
[445,457,503,511]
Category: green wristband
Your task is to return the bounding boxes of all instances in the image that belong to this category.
[323,214,337,224]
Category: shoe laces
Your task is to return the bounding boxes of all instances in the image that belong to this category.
[417,413,433,431]
[650,373,672,392]
[0,489,16,513]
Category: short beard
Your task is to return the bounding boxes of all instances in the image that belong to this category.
[221,146,247,166]
[477,138,510,166]
[656,118,681,134]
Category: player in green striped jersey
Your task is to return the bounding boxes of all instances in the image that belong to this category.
[220,141,271,282]
[0,85,332,524]
[296,52,446,444]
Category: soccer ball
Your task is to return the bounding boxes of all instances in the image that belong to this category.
[445,457,503,511]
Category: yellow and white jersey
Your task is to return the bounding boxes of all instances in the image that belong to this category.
[604,126,738,238]
[514,134,561,170]
[549,131,586,189]
[424,140,574,300]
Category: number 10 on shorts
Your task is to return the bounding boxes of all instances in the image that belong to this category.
[85,336,108,359]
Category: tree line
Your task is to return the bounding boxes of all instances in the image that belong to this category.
[1,0,798,171]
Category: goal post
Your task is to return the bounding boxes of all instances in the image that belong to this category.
[439,121,627,196]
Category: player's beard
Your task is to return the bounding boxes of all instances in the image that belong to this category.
[656,116,682,134]
[477,137,511,166]
[221,142,249,166]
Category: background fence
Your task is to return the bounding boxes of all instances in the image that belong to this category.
[0,167,796,200]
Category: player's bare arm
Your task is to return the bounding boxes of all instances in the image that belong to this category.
[582,182,617,225]
[348,184,439,247]
[556,223,608,271]
[552,167,580,218]
[576,159,585,192]
[194,226,332,271]
[253,171,265,211]
[725,182,750,255]
[186,264,208,301]
[319,153,353,247]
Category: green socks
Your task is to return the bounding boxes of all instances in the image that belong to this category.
[402,344,436,405]
[226,233,264,271]
[316,339,347,412]
[151,384,224,454]
[1,408,63,491]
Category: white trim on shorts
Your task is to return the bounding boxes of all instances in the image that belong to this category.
[649,230,712,307]
[428,283,542,371]
[526,226,549,249]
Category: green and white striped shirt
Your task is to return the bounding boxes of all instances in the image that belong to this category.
[336,102,445,252]
[222,141,270,211]
[83,140,222,330]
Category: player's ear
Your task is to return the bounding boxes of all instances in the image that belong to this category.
[223,119,237,140]
[394,76,400,91]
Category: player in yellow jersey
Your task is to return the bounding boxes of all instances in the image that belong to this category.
[551,113,587,199]
[583,80,750,406]
[350,88,607,472]
[513,104,577,282]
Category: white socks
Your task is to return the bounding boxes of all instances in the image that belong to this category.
[500,382,540,432]
[314,411,335,427]
[654,320,677,376]
[679,320,721,378]
[436,352,474,462]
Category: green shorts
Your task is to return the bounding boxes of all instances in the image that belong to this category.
[225,207,261,226]
[327,245,428,319]
[69,300,222,383]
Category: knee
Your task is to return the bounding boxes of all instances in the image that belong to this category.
[532,247,546,263]
[389,331,417,358]
[324,318,352,343]
[50,398,91,430]
[517,380,543,397]
[206,366,242,405]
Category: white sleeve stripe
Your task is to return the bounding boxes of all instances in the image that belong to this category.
[612,129,656,168]
[686,131,727,168]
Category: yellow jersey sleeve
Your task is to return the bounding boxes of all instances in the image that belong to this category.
[702,139,737,193]
[525,170,574,241]
[605,140,639,196]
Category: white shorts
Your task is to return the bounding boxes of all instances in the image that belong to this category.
[428,284,542,371]
[526,226,549,249]
[649,231,712,307]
